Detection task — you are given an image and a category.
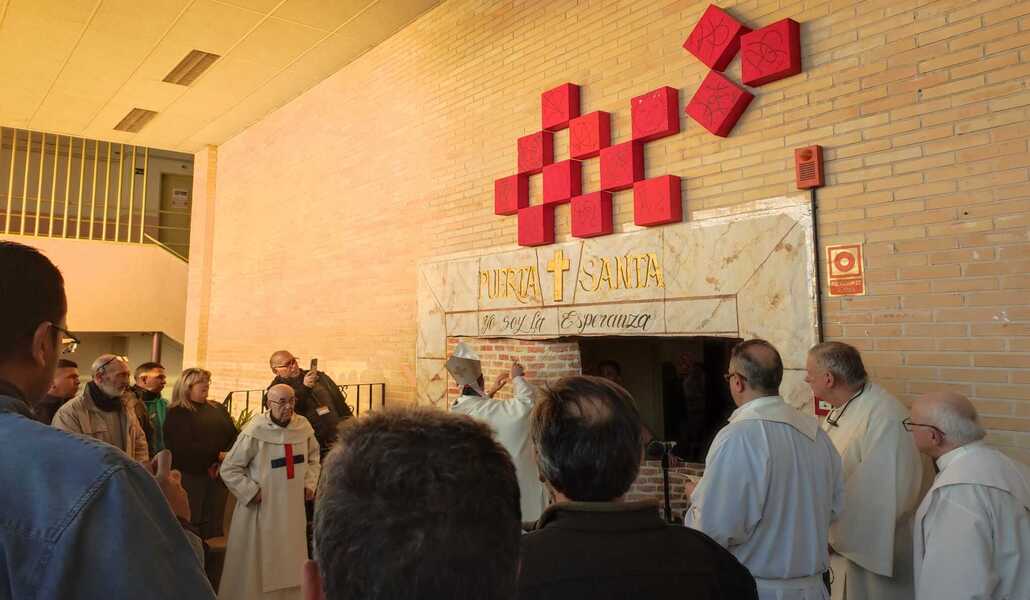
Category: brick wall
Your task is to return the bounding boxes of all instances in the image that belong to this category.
[444,337,581,401]
[189,0,1030,461]
[626,460,695,522]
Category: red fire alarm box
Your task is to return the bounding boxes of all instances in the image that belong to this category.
[814,394,831,417]
[795,145,824,189]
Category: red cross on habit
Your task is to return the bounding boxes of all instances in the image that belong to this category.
[283,443,295,480]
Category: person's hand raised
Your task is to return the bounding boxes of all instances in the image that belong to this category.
[303,370,318,389]
[510,360,525,379]
[150,450,191,522]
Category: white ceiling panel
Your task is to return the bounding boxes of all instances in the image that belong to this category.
[0,0,443,152]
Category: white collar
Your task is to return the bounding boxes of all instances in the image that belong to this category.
[729,395,783,422]
[936,440,986,471]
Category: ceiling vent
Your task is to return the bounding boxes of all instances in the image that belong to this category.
[114,108,158,133]
[163,49,220,86]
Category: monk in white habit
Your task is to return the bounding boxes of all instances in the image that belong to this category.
[686,339,844,600]
[806,342,926,600]
[447,342,549,522]
[219,384,320,600]
[908,391,1030,600]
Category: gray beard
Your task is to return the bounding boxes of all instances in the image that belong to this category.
[269,413,292,428]
[98,381,124,398]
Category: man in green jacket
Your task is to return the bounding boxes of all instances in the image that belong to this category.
[130,361,169,456]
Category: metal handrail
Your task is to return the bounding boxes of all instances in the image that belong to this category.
[223,382,386,418]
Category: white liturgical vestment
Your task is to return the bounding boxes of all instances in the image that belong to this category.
[219,413,320,600]
[914,441,1030,600]
[821,382,926,600]
[451,376,549,522]
[686,396,844,600]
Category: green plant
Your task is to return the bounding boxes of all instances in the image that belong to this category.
[234,406,255,431]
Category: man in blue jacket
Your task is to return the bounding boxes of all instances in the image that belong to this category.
[0,240,215,599]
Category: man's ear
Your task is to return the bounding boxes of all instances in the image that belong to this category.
[30,322,54,368]
[302,559,324,600]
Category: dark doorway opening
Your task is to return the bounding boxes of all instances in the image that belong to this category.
[579,336,742,462]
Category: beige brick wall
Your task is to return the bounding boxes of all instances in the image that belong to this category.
[189,0,1030,460]
[444,337,582,401]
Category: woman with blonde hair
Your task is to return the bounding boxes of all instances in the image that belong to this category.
[164,367,238,540]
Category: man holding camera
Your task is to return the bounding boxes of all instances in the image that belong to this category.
[268,350,352,457]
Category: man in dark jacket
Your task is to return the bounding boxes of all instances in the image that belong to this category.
[268,350,353,457]
[34,357,79,424]
[519,375,757,600]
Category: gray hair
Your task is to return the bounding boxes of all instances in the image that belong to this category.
[928,400,986,446]
[809,342,867,388]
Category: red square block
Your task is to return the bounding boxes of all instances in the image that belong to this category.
[517,131,554,175]
[631,86,680,143]
[541,83,581,131]
[542,160,582,205]
[741,19,802,87]
[569,111,611,160]
[599,141,644,192]
[633,175,682,227]
[517,204,555,247]
[685,71,754,137]
[683,5,751,71]
[571,192,613,238]
[494,174,528,215]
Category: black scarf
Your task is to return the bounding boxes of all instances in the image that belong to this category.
[132,385,161,403]
[88,381,122,412]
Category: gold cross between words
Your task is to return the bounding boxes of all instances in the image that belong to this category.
[546,249,571,302]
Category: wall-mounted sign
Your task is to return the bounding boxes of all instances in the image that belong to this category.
[170,188,190,209]
[826,243,865,297]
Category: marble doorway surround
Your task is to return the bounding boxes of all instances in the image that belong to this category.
[416,194,820,411]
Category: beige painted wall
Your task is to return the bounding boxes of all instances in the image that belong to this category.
[1,233,188,342]
[187,0,1030,460]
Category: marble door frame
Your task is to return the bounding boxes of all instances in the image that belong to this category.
[417,193,820,412]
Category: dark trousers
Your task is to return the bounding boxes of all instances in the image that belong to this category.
[181,471,229,539]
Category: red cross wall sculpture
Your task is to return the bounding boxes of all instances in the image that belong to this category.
[495,5,802,247]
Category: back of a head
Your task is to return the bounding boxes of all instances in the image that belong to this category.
[531,375,642,502]
[0,242,65,363]
[314,408,521,600]
[809,341,867,388]
[731,339,783,396]
[924,392,986,447]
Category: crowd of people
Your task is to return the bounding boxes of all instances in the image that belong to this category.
[1,238,1028,600]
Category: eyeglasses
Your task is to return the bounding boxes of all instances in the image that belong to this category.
[271,358,298,370]
[268,398,296,408]
[96,354,128,373]
[902,417,944,436]
[723,371,748,383]
[50,324,80,355]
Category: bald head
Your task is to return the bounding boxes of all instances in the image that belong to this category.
[912,391,985,453]
[269,350,301,379]
[267,383,296,426]
[270,350,292,368]
[267,383,294,403]
[730,339,783,396]
[916,391,977,421]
